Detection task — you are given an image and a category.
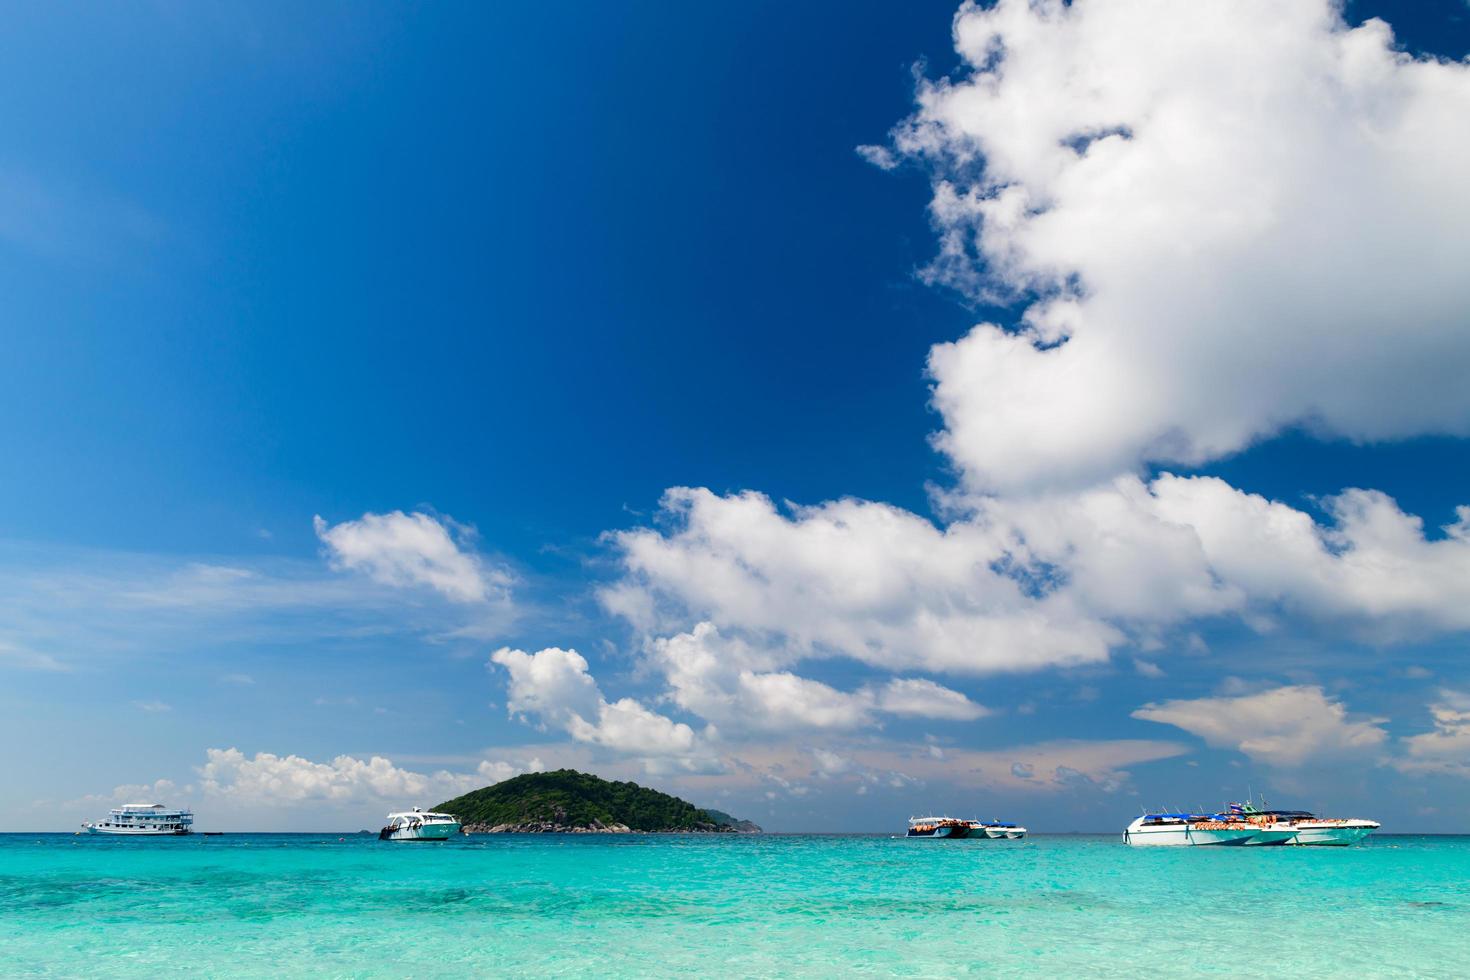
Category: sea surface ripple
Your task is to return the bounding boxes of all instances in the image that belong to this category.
[2,833,1467,976]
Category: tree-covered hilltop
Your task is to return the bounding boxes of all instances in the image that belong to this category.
[434,769,760,833]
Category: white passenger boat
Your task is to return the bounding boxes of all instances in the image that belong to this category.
[379,807,461,841]
[1123,813,1260,846]
[1286,818,1380,846]
[904,816,1027,839]
[1228,801,1380,846]
[906,816,970,838]
[1237,823,1300,845]
[83,803,193,835]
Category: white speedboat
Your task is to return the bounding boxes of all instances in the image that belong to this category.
[968,820,1027,839]
[1238,823,1300,846]
[1124,813,1260,846]
[379,807,461,841]
[83,803,193,835]
[1215,804,1302,845]
[1287,818,1380,846]
[1227,801,1380,846]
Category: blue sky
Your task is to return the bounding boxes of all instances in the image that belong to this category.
[4,0,1470,831]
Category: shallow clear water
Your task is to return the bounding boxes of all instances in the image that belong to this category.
[3,833,1467,976]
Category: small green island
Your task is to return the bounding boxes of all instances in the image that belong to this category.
[434,769,762,834]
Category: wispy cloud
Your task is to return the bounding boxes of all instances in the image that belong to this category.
[1133,686,1388,767]
[0,639,70,672]
[0,533,518,671]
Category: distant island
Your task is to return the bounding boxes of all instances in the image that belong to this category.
[434,769,762,834]
[699,807,763,834]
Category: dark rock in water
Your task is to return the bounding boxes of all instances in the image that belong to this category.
[436,769,760,834]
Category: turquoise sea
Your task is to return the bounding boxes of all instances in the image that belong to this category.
[3,832,1468,977]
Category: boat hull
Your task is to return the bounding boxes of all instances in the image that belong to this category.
[1125,820,1259,846]
[1289,823,1377,846]
[379,821,461,842]
[975,826,1027,839]
[906,825,961,839]
[1241,827,1298,846]
[84,826,190,836]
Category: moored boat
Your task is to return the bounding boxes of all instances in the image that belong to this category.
[1123,813,1260,846]
[1286,817,1380,846]
[379,807,461,841]
[1214,803,1302,845]
[906,816,971,838]
[83,803,193,836]
[1226,800,1380,846]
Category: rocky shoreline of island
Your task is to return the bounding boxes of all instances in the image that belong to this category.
[461,818,754,834]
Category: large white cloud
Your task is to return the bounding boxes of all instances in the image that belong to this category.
[314,510,509,604]
[1148,477,1470,631]
[1132,685,1388,766]
[612,488,1117,676]
[883,0,1470,493]
[988,475,1470,634]
[490,646,702,761]
[608,479,1470,678]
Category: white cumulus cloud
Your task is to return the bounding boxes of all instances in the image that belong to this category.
[198,747,489,804]
[613,489,1116,676]
[650,623,873,732]
[490,646,701,760]
[609,475,1470,682]
[876,678,989,721]
[1148,478,1470,632]
[314,510,509,604]
[648,623,990,731]
[885,0,1470,493]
